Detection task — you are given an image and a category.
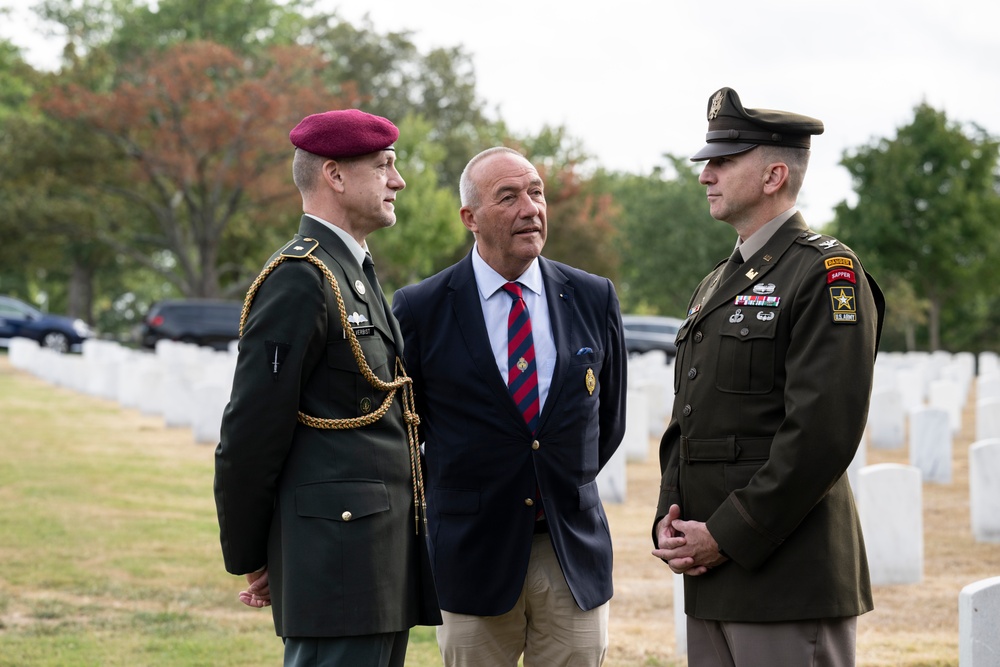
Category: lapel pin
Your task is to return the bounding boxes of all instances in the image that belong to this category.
[585,368,596,396]
[354,279,366,295]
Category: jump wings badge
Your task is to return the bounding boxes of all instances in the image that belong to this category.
[585,368,596,396]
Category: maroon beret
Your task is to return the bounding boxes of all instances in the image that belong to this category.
[289,109,399,158]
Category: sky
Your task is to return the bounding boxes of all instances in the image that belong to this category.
[4,0,1000,225]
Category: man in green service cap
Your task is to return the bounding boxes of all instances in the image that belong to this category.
[652,88,885,666]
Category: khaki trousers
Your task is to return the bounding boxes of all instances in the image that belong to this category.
[437,533,609,667]
[687,615,857,667]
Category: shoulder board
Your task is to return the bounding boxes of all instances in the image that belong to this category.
[279,237,319,259]
[794,231,856,255]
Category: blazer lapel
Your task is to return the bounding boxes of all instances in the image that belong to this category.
[447,254,525,422]
[538,258,572,430]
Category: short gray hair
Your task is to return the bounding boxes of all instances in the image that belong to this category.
[459,146,526,208]
[754,145,810,198]
[291,149,327,193]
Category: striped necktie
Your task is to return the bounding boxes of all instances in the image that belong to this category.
[501,282,540,433]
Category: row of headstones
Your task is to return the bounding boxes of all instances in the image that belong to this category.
[868,351,1000,448]
[7,337,236,444]
[614,351,1000,661]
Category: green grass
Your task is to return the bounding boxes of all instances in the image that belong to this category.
[0,357,443,666]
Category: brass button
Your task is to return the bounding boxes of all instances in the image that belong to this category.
[682,404,692,416]
[360,397,372,413]
[341,511,352,521]
[524,498,535,507]
[531,440,540,450]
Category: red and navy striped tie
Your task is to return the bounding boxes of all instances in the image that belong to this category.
[502,282,540,433]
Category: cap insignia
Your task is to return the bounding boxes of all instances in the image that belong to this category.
[708,91,725,120]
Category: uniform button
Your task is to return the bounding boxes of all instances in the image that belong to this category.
[740,327,750,336]
[341,511,352,521]
[687,367,697,379]
[524,498,535,507]
[693,331,704,343]
[531,440,540,450]
[682,404,692,416]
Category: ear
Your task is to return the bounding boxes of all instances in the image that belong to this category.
[762,162,789,195]
[460,206,478,233]
[321,159,347,193]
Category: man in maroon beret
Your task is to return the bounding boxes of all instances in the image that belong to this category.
[652,88,883,666]
[215,109,441,667]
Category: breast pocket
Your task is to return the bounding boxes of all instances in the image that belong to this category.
[327,336,390,415]
[715,308,779,394]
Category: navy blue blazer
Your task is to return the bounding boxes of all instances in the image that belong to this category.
[392,251,627,615]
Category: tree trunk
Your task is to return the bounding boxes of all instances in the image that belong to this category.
[928,299,941,351]
[68,261,95,324]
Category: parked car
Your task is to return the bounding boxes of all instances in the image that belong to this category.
[0,295,94,353]
[138,299,243,350]
[622,314,683,358]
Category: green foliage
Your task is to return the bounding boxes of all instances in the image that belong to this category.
[833,103,1000,351]
[372,114,465,295]
[599,156,734,317]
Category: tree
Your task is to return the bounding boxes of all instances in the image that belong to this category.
[599,156,734,316]
[42,41,356,298]
[834,104,1000,351]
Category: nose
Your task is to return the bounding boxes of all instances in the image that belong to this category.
[389,166,406,191]
[698,165,714,185]
[519,193,541,218]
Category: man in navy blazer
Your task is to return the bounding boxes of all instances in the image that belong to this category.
[392,147,627,666]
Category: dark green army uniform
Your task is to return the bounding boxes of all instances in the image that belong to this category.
[655,88,884,625]
[215,216,439,638]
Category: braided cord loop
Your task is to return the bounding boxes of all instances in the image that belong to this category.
[239,252,426,532]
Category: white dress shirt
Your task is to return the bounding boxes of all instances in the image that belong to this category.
[470,244,556,413]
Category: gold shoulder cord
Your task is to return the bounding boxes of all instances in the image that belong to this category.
[239,251,426,534]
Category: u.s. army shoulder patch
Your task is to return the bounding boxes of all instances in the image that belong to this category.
[830,286,858,324]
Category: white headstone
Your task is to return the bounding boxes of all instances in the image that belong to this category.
[977,376,1000,403]
[979,352,999,378]
[975,398,1000,443]
[847,436,867,498]
[959,576,1000,666]
[895,366,926,412]
[622,384,651,462]
[928,378,962,434]
[673,572,687,656]
[969,439,1000,543]
[867,390,905,449]
[858,463,923,585]
[596,439,626,504]
[909,407,952,484]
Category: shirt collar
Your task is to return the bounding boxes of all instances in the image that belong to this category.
[470,242,543,299]
[304,213,368,268]
[735,207,797,261]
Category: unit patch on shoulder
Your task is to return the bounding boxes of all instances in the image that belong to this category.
[830,286,858,324]
[824,257,854,271]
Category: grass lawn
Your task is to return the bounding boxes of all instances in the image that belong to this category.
[2,351,998,666]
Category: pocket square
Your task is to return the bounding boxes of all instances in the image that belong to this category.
[575,347,593,355]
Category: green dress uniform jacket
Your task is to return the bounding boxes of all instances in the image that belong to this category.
[214,216,440,638]
[655,213,884,622]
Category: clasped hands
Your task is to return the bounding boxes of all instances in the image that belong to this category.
[652,504,728,576]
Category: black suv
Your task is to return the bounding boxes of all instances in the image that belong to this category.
[622,314,683,358]
[138,299,243,350]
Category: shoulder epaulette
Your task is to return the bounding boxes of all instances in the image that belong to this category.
[794,230,857,256]
[279,237,319,259]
